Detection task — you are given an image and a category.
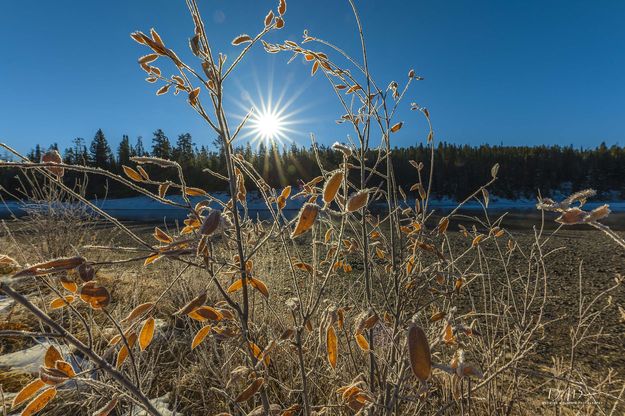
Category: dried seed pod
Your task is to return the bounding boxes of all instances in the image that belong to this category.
[291,203,319,238]
[407,324,431,382]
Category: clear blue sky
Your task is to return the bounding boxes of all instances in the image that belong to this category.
[1,0,624,155]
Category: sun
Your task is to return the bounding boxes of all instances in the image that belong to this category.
[249,109,285,143]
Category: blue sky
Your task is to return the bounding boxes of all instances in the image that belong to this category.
[1,0,624,155]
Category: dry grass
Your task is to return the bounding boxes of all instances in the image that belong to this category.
[1,1,624,415]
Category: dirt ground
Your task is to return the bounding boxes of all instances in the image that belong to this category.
[1,214,624,415]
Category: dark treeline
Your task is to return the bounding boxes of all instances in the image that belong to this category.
[2,128,624,200]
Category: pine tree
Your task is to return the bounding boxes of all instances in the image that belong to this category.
[89,129,113,168]
[117,135,132,166]
[173,133,194,164]
[134,136,147,157]
[151,129,172,159]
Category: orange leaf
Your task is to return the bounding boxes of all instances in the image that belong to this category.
[123,165,143,182]
[326,325,338,368]
[232,34,252,45]
[11,379,46,409]
[235,377,264,402]
[291,203,319,238]
[191,325,212,349]
[153,227,173,244]
[390,122,403,133]
[407,324,431,382]
[49,295,74,310]
[20,387,56,416]
[44,346,62,369]
[355,333,369,352]
[139,317,155,351]
[249,277,269,298]
[323,170,343,204]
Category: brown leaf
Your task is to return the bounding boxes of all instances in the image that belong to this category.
[323,170,343,204]
[278,0,287,15]
[156,84,170,95]
[249,277,269,298]
[232,34,252,45]
[346,190,369,212]
[13,257,86,278]
[139,317,155,351]
[491,163,499,179]
[123,165,143,182]
[291,203,319,238]
[355,333,369,352]
[79,281,111,309]
[264,10,274,27]
[20,387,56,416]
[11,379,46,409]
[158,183,169,198]
[44,346,62,369]
[191,325,212,349]
[235,377,265,402]
[121,302,154,325]
[346,85,362,94]
[54,360,76,378]
[188,305,223,321]
[326,325,338,368]
[185,186,207,196]
[227,279,244,293]
[175,292,207,315]
[49,296,74,310]
[153,227,173,244]
[390,122,403,133]
[407,324,431,382]
[41,150,64,177]
[200,210,222,235]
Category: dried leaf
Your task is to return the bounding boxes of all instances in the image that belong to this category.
[11,379,46,409]
[249,277,269,298]
[153,227,173,244]
[235,377,265,402]
[44,346,62,369]
[123,165,143,182]
[323,170,343,204]
[158,183,169,198]
[278,0,287,15]
[407,324,431,382]
[200,210,222,235]
[50,295,74,310]
[326,325,338,368]
[79,281,111,309]
[291,203,319,238]
[54,360,76,378]
[264,10,274,27]
[20,387,56,416]
[175,292,207,315]
[355,333,369,352]
[346,190,369,212]
[232,34,252,45]
[13,256,86,278]
[41,150,64,177]
[491,163,500,179]
[191,325,212,349]
[139,317,155,351]
[227,279,243,293]
[390,122,403,133]
[121,302,154,325]
[185,186,207,196]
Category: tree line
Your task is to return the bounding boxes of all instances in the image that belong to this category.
[1,128,624,201]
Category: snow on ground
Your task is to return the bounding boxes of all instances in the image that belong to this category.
[1,191,623,222]
[128,393,177,416]
[0,342,71,374]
